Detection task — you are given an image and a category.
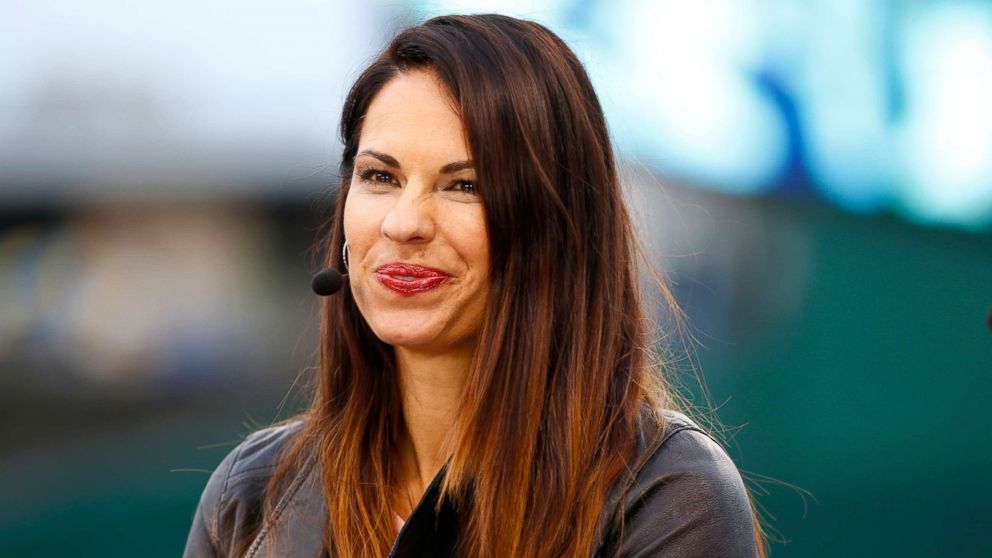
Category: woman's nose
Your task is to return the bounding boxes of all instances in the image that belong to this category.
[380,187,435,244]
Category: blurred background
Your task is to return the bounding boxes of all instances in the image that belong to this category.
[1,0,990,556]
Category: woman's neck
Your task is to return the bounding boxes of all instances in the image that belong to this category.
[392,344,472,512]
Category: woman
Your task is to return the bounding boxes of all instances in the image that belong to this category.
[184,14,766,558]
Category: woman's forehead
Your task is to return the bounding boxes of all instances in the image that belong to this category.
[358,71,468,156]
[362,71,464,141]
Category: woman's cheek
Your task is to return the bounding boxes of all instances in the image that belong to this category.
[343,195,379,262]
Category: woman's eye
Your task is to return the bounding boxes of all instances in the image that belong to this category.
[448,180,477,194]
[358,168,396,185]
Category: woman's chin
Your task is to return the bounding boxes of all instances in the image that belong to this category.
[368,321,444,350]
[369,322,477,355]
[375,332,435,349]
[358,304,480,354]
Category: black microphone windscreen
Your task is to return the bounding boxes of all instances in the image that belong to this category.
[311,268,345,296]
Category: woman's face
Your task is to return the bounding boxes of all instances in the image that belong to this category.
[343,70,490,354]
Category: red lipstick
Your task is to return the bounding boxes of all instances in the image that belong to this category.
[374,262,449,296]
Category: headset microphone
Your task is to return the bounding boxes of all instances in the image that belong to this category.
[311,268,347,296]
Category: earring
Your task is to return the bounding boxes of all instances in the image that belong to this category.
[342,240,349,271]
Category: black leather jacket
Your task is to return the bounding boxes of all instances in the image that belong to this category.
[183,410,758,557]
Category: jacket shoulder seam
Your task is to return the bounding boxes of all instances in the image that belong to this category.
[244,456,316,558]
[228,463,282,482]
[213,438,248,549]
[627,423,704,487]
[213,422,302,543]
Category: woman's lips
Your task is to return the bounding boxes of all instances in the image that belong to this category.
[374,263,450,296]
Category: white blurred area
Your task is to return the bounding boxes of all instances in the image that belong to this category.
[2,0,991,223]
[0,0,384,205]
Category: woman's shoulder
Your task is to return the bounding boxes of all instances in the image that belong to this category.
[598,409,759,557]
[183,419,306,557]
[223,419,305,479]
[203,419,305,502]
[643,410,751,499]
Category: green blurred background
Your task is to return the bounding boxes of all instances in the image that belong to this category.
[2,1,991,556]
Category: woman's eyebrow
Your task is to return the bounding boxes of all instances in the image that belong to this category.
[356,150,400,168]
[356,150,474,174]
[438,160,474,174]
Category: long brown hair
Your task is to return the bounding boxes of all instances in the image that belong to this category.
[244,13,767,558]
